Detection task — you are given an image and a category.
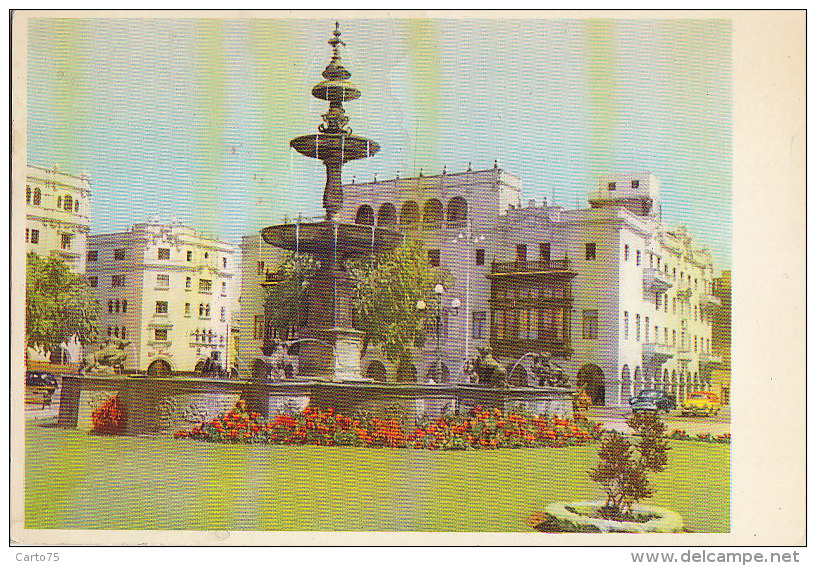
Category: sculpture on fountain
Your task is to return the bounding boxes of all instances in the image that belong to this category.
[79,338,131,375]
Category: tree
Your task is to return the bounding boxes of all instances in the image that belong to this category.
[588,411,670,518]
[348,241,450,362]
[25,252,99,353]
[263,253,319,338]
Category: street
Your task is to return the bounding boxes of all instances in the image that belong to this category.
[586,404,731,436]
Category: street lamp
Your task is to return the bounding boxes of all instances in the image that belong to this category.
[417,284,460,383]
[453,219,485,365]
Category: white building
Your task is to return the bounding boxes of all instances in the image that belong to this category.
[238,165,722,406]
[25,164,92,364]
[86,222,239,376]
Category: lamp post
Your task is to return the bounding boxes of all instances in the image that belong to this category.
[417,284,460,383]
[453,219,485,366]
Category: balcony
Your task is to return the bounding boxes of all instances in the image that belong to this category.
[642,268,672,293]
[489,259,573,276]
[699,352,723,366]
[641,341,675,364]
[676,347,693,362]
[676,284,692,299]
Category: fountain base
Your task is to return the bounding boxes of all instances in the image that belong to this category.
[296,327,369,382]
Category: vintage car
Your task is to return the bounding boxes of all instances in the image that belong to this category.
[681,391,722,417]
[628,389,677,414]
[25,371,59,406]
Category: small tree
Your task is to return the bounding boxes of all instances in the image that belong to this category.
[588,412,669,518]
[348,241,450,362]
[263,253,319,338]
[25,252,99,354]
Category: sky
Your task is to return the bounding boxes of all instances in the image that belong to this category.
[26,16,732,269]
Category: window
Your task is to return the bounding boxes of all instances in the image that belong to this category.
[636,250,641,266]
[88,276,98,288]
[582,310,598,339]
[608,182,616,190]
[114,248,126,260]
[57,196,61,208]
[122,300,127,313]
[33,188,41,205]
[623,311,629,339]
[631,180,640,188]
[108,300,113,313]
[205,304,210,317]
[63,195,73,211]
[157,274,169,288]
[156,301,168,314]
[115,299,120,313]
[428,249,440,267]
[656,294,661,309]
[519,309,538,340]
[74,201,79,212]
[257,261,265,275]
[154,328,168,341]
[645,317,650,342]
[221,281,227,296]
[254,315,265,339]
[672,298,676,314]
[111,275,125,287]
[475,249,485,266]
[26,186,31,204]
[61,234,72,250]
[205,252,209,259]
[199,279,212,293]
[585,243,596,261]
[184,303,191,316]
[693,305,698,321]
[186,276,191,290]
[516,244,527,262]
[664,328,668,344]
[87,250,98,261]
[30,229,39,244]
[220,306,226,321]
[623,244,629,261]
[199,304,204,317]
[472,311,487,339]
[635,314,641,342]
[25,228,28,242]
[539,243,550,263]
[158,248,170,260]
[694,336,698,352]
[114,327,119,338]
[187,250,193,262]
[672,330,677,346]
[120,327,126,339]
[222,257,227,269]
[107,326,112,336]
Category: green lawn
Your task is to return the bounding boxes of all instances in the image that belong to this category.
[25,421,730,531]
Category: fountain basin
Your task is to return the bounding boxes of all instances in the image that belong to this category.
[290,133,379,162]
[261,220,403,258]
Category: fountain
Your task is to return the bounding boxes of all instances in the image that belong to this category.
[261,23,402,381]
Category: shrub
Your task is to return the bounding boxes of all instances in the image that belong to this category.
[91,394,126,435]
[588,412,669,518]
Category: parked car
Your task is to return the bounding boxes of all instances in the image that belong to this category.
[628,389,676,414]
[681,391,721,417]
[26,371,58,394]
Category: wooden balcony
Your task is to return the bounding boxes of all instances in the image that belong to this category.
[489,259,574,277]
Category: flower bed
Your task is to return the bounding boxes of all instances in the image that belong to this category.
[91,394,126,435]
[173,401,603,450]
[667,430,731,444]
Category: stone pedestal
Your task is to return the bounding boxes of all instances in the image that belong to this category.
[297,327,366,382]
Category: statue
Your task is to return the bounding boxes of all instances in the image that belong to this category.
[471,346,508,387]
[532,352,569,387]
[462,357,478,384]
[80,338,131,374]
[199,352,226,379]
[264,338,294,380]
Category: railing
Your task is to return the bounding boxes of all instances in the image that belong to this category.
[491,259,571,273]
[264,270,287,283]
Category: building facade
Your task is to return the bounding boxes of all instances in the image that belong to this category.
[710,270,732,404]
[25,164,92,364]
[238,165,724,406]
[86,222,239,375]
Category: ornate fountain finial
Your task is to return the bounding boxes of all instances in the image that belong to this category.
[467,162,472,172]
[328,21,345,62]
[494,159,499,169]
[442,164,446,175]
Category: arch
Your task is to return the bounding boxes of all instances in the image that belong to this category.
[63,194,73,212]
[377,203,397,227]
[446,196,468,225]
[576,364,605,405]
[509,364,529,387]
[49,346,70,364]
[399,201,420,226]
[621,365,631,400]
[365,361,387,382]
[396,361,417,382]
[147,359,172,377]
[422,198,443,227]
[633,366,643,394]
[355,205,374,226]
